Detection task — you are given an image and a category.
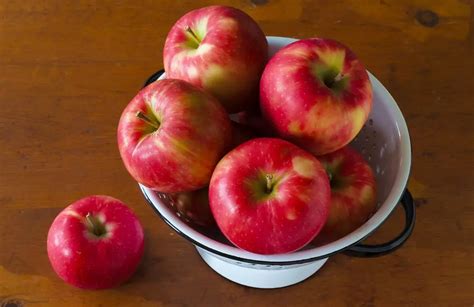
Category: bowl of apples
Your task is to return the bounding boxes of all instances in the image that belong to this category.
[117,6,415,289]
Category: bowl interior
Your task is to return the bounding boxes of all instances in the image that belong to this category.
[141,36,411,263]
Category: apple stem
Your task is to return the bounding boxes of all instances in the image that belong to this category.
[136,111,159,129]
[334,72,344,83]
[325,72,344,88]
[327,171,333,182]
[265,174,274,193]
[185,26,201,45]
[85,213,101,236]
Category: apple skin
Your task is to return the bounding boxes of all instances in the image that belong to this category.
[209,138,331,255]
[316,146,377,243]
[260,38,372,155]
[164,5,268,113]
[47,195,144,289]
[117,79,232,193]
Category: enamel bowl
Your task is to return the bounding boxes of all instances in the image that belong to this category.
[139,36,415,289]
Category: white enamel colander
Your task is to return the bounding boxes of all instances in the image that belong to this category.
[139,36,415,289]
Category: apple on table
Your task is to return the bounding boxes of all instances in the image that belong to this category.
[47,195,144,289]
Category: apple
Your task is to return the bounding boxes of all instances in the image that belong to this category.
[260,38,372,155]
[163,5,268,113]
[168,187,214,227]
[117,79,232,193]
[47,195,144,289]
[209,138,331,254]
[316,146,377,243]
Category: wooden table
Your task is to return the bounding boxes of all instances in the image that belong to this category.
[1,1,472,306]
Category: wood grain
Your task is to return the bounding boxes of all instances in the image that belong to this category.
[0,0,473,306]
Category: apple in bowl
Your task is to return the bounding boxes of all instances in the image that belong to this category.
[209,138,331,255]
[117,79,232,193]
[164,5,268,113]
[316,146,377,243]
[260,38,372,155]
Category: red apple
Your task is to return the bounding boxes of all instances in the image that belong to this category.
[168,187,214,227]
[117,79,232,193]
[260,38,372,155]
[164,5,268,113]
[316,146,377,243]
[209,138,331,254]
[47,195,144,289]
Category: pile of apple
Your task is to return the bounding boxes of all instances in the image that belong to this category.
[47,5,377,290]
[118,5,377,255]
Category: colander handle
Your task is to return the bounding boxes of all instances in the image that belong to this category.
[143,69,165,87]
[345,189,415,257]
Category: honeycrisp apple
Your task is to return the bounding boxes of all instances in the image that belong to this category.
[317,146,377,242]
[47,196,144,289]
[118,79,232,193]
[164,5,268,113]
[260,38,372,155]
[209,138,331,255]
